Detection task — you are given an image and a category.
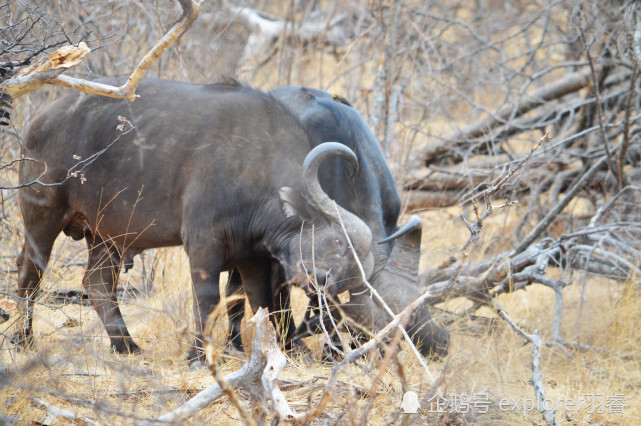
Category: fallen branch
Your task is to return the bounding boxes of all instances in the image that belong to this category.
[154,308,300,423]
[227,3,347,63]
[404,189,464,210]
[512,155,609,256]
[33,399,98,426]
[546,337,641,361]
[44,286,142,306]
[420,66,634,164]
[405,166,496,191]
[421,241,549,304]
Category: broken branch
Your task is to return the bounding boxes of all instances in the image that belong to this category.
[1,0,199,102]
[498,310,557,425]
[155,308,300,423]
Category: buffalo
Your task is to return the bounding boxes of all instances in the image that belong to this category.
[225,86,449,359]
[16,79,375,360]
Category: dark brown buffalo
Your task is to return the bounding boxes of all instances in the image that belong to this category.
[226,86,449,359]
[16,79,375,360]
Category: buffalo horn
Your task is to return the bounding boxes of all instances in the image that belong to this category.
[302,142,358,222]
[380,215,422,279]
[377,215,422,245]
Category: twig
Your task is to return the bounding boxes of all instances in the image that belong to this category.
[618,63,637,189]
[588,186,641,228]
[358,327,404,424]
[512,155,609,256]
[581,30,618,187]
[498,310,557,425]
[32,399,99,426]
[464,131,550,205]
[546,337,641,361]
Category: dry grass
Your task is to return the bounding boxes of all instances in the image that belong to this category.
[1,200,640,424]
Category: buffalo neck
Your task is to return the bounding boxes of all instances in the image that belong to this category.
[246,196,300,262]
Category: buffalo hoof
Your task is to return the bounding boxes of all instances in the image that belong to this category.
[320,340,346,364]
[186,347,206,366]
[410,323,450,360]
[110,338,142,355]
[189,359,207,371]
[227,337,244,353]
[11,330,33,350]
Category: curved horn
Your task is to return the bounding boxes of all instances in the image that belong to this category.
[378,215,422,245]
[303,142,358,219]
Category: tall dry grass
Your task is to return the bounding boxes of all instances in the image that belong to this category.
[1,200,639,423]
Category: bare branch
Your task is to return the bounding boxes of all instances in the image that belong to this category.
[422,66,603,164]
[498,310,557,425]
[154,308,300,423]
[512,155,609,256]
[0,43,90,98]
[32,399,99,426]
[0,0,199,101]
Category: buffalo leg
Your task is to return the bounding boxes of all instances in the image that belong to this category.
[238,259,279,333]
[16,223,62,348]
[83,233,140,354]
[294,297,344,361]
[406,305,449,360]
[185,242,223,362]
[269,264,299,350]
[226,262,300,352]
[225,269,245,352]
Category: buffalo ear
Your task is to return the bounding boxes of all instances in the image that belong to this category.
[279,187,313,221]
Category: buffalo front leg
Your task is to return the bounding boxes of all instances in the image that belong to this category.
[225,269,245,352]
[186,243,222,363]
[407,305,450,360]
[269,263,303,351]
[238,259,278,333]
[84,235,140,354]
[226,263,300,353]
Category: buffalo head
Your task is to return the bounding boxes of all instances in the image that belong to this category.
[345,215,449,358]
[277,142,374,296]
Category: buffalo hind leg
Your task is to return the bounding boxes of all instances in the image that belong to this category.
[84,233,140,354]
[16,224,61,348]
